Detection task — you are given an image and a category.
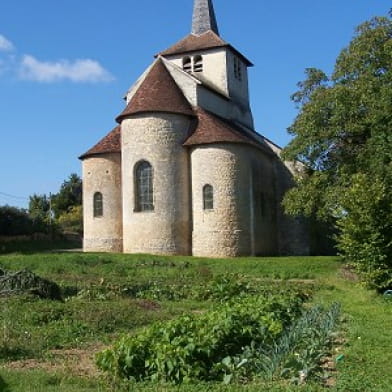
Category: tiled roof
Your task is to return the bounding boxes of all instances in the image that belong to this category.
[158,31,227,57]
[116,59,194,122]
[79,125,121,160]
[183,108,263,150]
[158,31,253,66]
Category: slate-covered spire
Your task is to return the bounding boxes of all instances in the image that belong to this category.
[192,0,220,36]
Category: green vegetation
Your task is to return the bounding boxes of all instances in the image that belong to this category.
[0,238,81,254]
[0,173,83,242]
[282,14,392,290]
[0,206,46,236]
[0,252,391,391]
[97,292,306,384]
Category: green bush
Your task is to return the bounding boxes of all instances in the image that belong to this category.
[336,174,392,291]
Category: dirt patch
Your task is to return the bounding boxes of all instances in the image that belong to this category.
[3,344,105,378]
[135,298,161,311]
[254,278,316,284]
[320,357,337,388]
[340,265,359,282]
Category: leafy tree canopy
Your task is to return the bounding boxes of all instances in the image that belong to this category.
[52,173,82,218]
[0,206,39,236]
[28,194,50,222]
[282,15,392,289]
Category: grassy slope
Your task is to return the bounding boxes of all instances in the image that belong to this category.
[0,253,391,391]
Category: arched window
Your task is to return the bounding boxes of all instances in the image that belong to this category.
[193,55,203,72]
[93,192,103,217]
[203,184,214,210]
[182,56,192,73]
[135,160,154,212]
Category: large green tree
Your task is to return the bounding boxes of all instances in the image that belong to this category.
[52,173,83,234]
[282,15,392,290]
[52,173,82,218]
[28,194,50,221]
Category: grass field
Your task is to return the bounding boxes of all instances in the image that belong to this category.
[0,252,391,391]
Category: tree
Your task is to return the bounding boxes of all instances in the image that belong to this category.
[28,194,50,222]
[52,173,82,218]
[57,205,83,235]
[0,206,34,236]
[282,15,392,290]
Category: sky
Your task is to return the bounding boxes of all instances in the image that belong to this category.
[0,0,390,208]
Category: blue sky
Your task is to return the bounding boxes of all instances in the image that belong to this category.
[0,0,390,208]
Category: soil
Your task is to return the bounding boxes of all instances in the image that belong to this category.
[3,344,105,378]
[340,265,359,282]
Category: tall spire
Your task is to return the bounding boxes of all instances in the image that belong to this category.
[192,0,220,36]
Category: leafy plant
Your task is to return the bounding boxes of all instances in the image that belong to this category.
[96,293,304,384]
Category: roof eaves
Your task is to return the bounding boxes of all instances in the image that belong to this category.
[79,150,121,161]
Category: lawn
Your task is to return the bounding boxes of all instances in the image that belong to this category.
[0,252,391,391]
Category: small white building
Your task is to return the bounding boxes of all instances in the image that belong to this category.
[79,0,310,257]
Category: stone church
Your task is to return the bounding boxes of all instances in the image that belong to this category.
[79,0,309,257]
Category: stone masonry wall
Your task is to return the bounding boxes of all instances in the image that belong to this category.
[248,148,279,256]
[167,48,228,97]
[121,113,192,255]
[191,144,252,257]
[83,153,123,252]
[191,144,281,257]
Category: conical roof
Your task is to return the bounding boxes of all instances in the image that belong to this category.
[116,59,194,122]
[79,125,121,160]
[184,108,265,150]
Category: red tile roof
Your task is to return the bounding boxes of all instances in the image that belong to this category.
[158,31,253,66]
[116,59,194,122]
[79,125,121,160]
[183,108,266,151]
[80,109,271,160]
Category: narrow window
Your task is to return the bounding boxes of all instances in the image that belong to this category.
[193,55,203,72]
[234,57,242,81]
[238,59,242,81]
[135,160,154,212]
[203,184,214,210]
[93,192,103,217]
[182,56,192,73]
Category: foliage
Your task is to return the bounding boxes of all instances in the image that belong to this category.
[1,253,392,392]
[96,293,305,384]
[1,173,82,237]
[52,173,82,218]
[28,194,50,222]
[130,274,313,303]
[335,174,392,290]
[0,293,185,362]
[57,205,83,235]
[282,15,392,288]
[0,238,81,254]
[0,205,41,235]
[253,303,340,383]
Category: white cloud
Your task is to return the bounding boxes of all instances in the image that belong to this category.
[19,55,114,83]
[0,35,14,51]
